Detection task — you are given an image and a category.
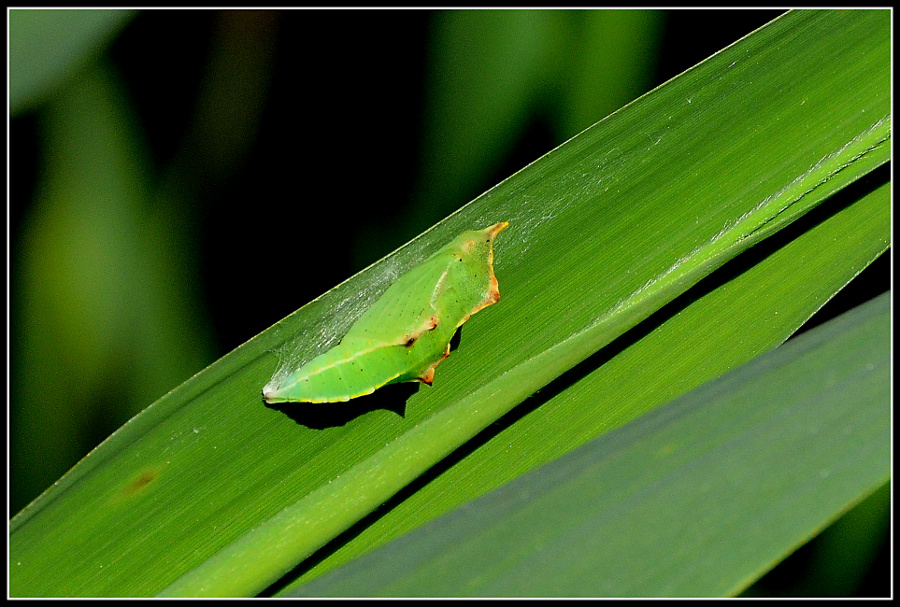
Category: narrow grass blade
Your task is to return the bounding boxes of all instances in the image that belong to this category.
[292,292,891,597]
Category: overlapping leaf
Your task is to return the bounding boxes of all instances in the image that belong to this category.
[291,293,890,597]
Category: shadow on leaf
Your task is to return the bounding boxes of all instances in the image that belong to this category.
[265,382,417,429]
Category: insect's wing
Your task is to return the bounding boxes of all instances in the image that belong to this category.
[344,220,507,349]
[342,257,449,348]
[264,258,456,404]
[263,222,508,404]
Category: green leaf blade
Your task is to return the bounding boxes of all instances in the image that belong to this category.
[291,292,891,597]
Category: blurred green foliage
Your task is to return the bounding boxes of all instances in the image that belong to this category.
[9,8,887,597]
[9,9,137,113]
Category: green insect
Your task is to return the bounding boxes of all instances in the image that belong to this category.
[262,222,509,404]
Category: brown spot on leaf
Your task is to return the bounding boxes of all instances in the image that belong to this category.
[119,468,159,498]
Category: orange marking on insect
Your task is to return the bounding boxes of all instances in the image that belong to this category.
[401,315,440,347]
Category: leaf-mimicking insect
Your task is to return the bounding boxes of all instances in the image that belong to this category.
[262,222,509,404]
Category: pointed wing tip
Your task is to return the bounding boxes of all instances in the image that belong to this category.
[417,369,435,385]
[487,221,509,238]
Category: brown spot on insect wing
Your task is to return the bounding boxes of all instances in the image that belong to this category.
[400,315,440,348]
